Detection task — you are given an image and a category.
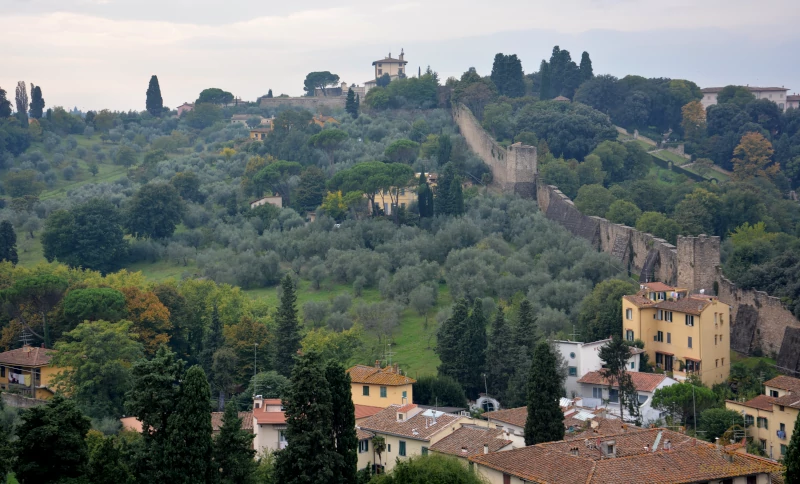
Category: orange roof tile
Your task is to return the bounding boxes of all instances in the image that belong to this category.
[729,394,776,412]
[429,426,512,458]
[577,371,668,393]
[0,346,56,367]
[346,364,416,386]
[356,428,374,440]
[355,404,384,420]
[397,403,417,413]
[623,294,655,308]
[652,298,711,316]
[772,394,800,410]
[765,375,800,394]
[253,401,286,425]
[483,406,527,428]
[359,405,461,441]
[211,411,254,431]
[642,282,675,292]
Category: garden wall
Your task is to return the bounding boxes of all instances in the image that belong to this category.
[258,96,346,109]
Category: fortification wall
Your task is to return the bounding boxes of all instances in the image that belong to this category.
[453,104,536,195]
[259,97,346,109]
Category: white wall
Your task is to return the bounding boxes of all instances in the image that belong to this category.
[557,340,640,398]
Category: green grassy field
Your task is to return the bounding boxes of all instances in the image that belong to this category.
[651,149,690,166]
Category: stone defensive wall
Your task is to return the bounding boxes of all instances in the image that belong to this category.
[453,103,800,363]
[452,104,537,198]
[258,96,346,109]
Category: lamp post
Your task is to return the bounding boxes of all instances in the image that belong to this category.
[253,343,258,396]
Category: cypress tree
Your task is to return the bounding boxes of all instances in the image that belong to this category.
[326,361,358,484]
[274,274,301,377]
[524,342,565,445]
[461,301,487,399]
[267,89,273,98]
[539,61,551,100]
[214,402,256,484]
[0,88,11,118]
[146,75,163,117]
[355,94,360,113]
[0,220,19,265]
[436,299,469,382]
[201,305,224,381]
[417,172,434,218]
[786,410,800,483]
[345,88,358,119]
[164,366,214,484]
[29,84,45,119]
[437,134,452,164]
[579,51,594,81]
[490,53,507,95]
[274,352,338,484]
[448,174,464,216]
[486,308,513,400]
[515,299,538,356]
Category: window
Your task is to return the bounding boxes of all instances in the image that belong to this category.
[625,330,634,341]
[757,417,769,429]
[387,444,391,453]
[503,474,511,484]
[655,353,664,366]
[688,337,693,349]
[592,387,603,399]
[667,332,671,344]
[655,331,664,342]
[716,359,719,367]
[626,309,633,320]
[400,188,405,196]
[422,446,428,456]
[638,394,648,405]
[359,440,369,453]
[781,423,787,432]
[630,362,635,369]
[568,367,578,377]
[747,476,757,484]
[744,414,754,426]
[721,358,725,366]
[656,310,663,320]
[609,389,619,403]
[0,366,4,377]
[685,315,695,326]
[782,444,788,455]
[399,441,406,457]
[378,69,383,75]
[402,390,407,399]
[720,334,723,342]
[760,439,767,450]
[665,311,673,322]
[363,386,370,396]
[771,390,780,398]
[380,387,387,398]
[715,335,718,345]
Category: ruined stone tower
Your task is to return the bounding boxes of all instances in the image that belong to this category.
[676,235,721,294]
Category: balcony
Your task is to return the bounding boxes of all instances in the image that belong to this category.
[778,430,787,440]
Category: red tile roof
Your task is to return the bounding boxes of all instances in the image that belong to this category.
[356,428,374,440]
[397,403,417,413]
[359,405,461,441]
[642,282,675,292]
[652,297,711,316]
[429,426,512,458]
[729,394,776,412]
[355,404,384,420]
[0,346,56,367]
[483,406,527,428]
[346,364,416,386]
[702,86,789,93]
[772,394,800,410]
[253,401,286,425]
[211,411,253,431]
[765,375,800,394]
[577,371,668,393]
[623,294,655,308]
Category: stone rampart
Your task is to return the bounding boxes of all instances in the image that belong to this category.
[452,104,536,196]
[1,392,47,408]
[259,96,346,109]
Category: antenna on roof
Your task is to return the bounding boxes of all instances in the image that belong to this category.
[569,325,581,342]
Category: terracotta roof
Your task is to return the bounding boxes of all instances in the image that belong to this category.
[253,400,286,425]
[356,428,374,440]
[553,95,570,102]
[429,426,512,458]
[469,428,782,484]
[652,297,711,316]
[397,403,417,413]
[623,294,655,308]
[765,375,800,394]
[210,411,254,431]
[641,282,675,292]
[577,371,668,393]
[120,416,143,433]
[346,364,416,386]
[372,57,408,65]
[566,418,635,441]
[355,404,384,420]
[771,393,800,410]
[359,405,461,441]
[484,406,527,428]
[730,394,776,412]
[702,86,789,93]
[788,95,800,102]
[0,346,56,367]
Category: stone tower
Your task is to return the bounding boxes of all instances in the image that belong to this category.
[506,143,537,198]
[676,235,721,294]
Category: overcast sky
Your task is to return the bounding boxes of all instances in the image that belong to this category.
[3,0,799,111]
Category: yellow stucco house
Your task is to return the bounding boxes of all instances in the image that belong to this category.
[372,50,408,80]
[622,282,730,386]
[726,375,800,460]
[0,345,60,399]
[347,363,415,408]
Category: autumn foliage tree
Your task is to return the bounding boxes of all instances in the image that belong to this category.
[121,287,172,355]
[680,100,706,142]
[732,132,779,181]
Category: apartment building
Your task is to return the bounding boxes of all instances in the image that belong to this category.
[701,86,790,111]
[347,362,415,408]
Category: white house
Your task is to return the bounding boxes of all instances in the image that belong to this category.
[252,396,287,453]
[577,371,676,425]
[701,86,790,111]
[555,339,642,398]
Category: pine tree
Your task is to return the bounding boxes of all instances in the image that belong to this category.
[486,308,513,400]
[461,301,487,399]
[214,402,256,484]
[539,61,551,100]
[274,352,338,484]
[786,410,800,483]
[326,361,358,484]
[490,53,525,98]
[524,341,564,445]
[345,88,358,118]
[0,220,18,265]
[579,52,594,81]
[274,274,301,377]
[436,299,469,382]
[146,75,164,117]
[30,84,45,119]
[164,366,214,484]
[417,172,434,218]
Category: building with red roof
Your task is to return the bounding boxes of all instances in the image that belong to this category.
[347,362,415,408]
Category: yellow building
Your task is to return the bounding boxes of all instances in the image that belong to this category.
[373,173,437,216]
[249,127,272,140]
[726,375,800,460]
[372,50,408,79]
[622,282,730,386]
[0,345,60,399]
[347,363,415,408]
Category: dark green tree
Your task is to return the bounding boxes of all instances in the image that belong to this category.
[0,274,68,348]
[539,60,552,100]
[0,220,18,265]
[599,335,640,424]
[170,171,203,203]
[266,89,273,98]
[490,53,525,98]
[30,84,45,119]
[698,408,742,443]
[369,454,485,483]
[214,401,256,484]
[274,274,301,377]
[0,87,11,118]
[579,51,594,81]
[417,172,434,218]
[197,88,234,105]
[786,410,800,483]
[0,398,12,479]
[524,342,564,445]
[411,375,468,408]
[201,305,224,385]
[164,366,215,484]
[87,435,135,484]
[303,72,340,96]
[436,299,469,383]
[124,183,185,239]
[345,88,359,118]
[486,308,513,400]
[308,129,348,165]
[14,395,92,483]
[62,288,127,324]
[461,301,487,399]
[434,163,462,216]
[274,352,338,484]
[515,299,538,356]
[293,166,327,214]
[355,94,360,113]
[437,134,452,164]
[326,361,358,484]
[578,279,639,341]
[146,75,164,117]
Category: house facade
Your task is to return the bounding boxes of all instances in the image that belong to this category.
[701,86,790,111]
[788,94,800,110]
[622,282,730,386]
[176,102,194,116]
[556,339,642,398]
[726,375,800,460]
[577,370,676,424]
[250,195,282,209]
[347,363,415,408]
[372,50,408,80]
[251,396,287,453]
[0,345,60,399]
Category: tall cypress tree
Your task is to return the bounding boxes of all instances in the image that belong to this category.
[164,366,214,484]
[448,174,464,216]
[417,172,434,218]
[437,134,452,164]
[539,61,551,100]
[486,308,513,400]
[524,342,565,445]
[786,410,800,483]
[274,352,338,484]
[461,301,487,399]
[579,51,594,81]
[326,361,358,484]
[515,299,538,356]
[0,220,19,265]
[29,84,44,119]
[345,88,358,119]
[355,94,360,113]
[201,305,224,378]
[146,75,163,117]
[214,402,256,484]
[436,299,469,382]
[0,88,11,118]
[274,274,301,377]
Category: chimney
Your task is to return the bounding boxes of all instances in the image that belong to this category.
[393,363,399,374]
[399,48,405,62]
[253,395,264,410]
[461,446,468,454]
[375,360,381,369]
[483,444,489,454]
[715,437,721,449]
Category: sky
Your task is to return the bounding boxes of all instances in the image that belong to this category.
[2,0,800,111]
